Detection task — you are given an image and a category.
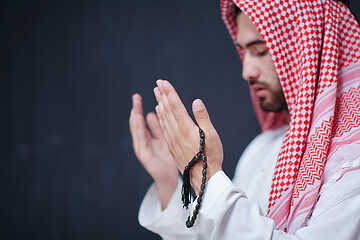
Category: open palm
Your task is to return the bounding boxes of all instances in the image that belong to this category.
[129,94,178,208]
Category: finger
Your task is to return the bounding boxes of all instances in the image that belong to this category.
[160,80,193,127]
[130,94,151,155]
[156,96,173,140]
[146,112,164,139]
[158,84,179,130]
[155,105,166,138]
[129,95,138,133]
[154,86,165,127]
[132,93,144,116]
[154,86,161,104]
[132,94,147,132]
[156,105,175,152]
[129,108,139,151]
[136,114,152,149]
[192,99,214,131]
[130,94,143,151]
[154,85,172,133]
[134,97,152,151]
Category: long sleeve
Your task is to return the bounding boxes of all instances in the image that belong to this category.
[138,126,360,239]
[138,178,209,240]
[190,171,360,240]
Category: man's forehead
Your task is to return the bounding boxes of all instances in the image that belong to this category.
[236,13,265,47]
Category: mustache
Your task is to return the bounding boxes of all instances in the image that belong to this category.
[249,80,269,88]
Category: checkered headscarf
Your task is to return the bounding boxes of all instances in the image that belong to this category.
[221,0,360,233]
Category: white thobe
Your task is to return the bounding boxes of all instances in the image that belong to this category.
[138,126,360,239]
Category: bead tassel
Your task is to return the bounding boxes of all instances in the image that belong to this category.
[181,128,207,228]
[181,166,191,208]
[182,155,200,208]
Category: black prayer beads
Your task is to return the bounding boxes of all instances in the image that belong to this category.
[181,128,207,228]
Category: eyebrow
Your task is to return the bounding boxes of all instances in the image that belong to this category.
[236,39,266,49]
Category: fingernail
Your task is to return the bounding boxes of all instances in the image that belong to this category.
[162,81,167,91]
[132,94,137,102]
[154,87,160,98]
[194,99,204,111]
[155,105,159,113]
[156,81,163,93]
[156,79,162,87]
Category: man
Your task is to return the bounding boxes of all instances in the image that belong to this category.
[129,0,360,238]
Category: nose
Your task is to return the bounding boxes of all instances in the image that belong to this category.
[242,56,260,82]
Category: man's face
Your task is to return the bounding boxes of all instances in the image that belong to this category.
[236,13,287,112]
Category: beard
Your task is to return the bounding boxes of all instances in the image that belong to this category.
[259,93,287,112]
[250,79,288,112]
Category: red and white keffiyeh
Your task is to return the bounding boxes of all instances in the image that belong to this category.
[221,0,360,233]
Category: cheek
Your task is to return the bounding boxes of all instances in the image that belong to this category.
[262,55,280,84]
[260,53,276,72]
[263,54,277,72]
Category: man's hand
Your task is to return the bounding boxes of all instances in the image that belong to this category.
[129,93,178,209]
[153,80,223,194]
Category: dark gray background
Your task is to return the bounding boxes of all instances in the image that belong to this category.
[2,0,359,239]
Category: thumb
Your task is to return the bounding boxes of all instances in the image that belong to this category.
[192,99,213,130]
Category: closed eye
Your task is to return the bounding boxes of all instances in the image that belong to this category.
[256,50,268,56]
